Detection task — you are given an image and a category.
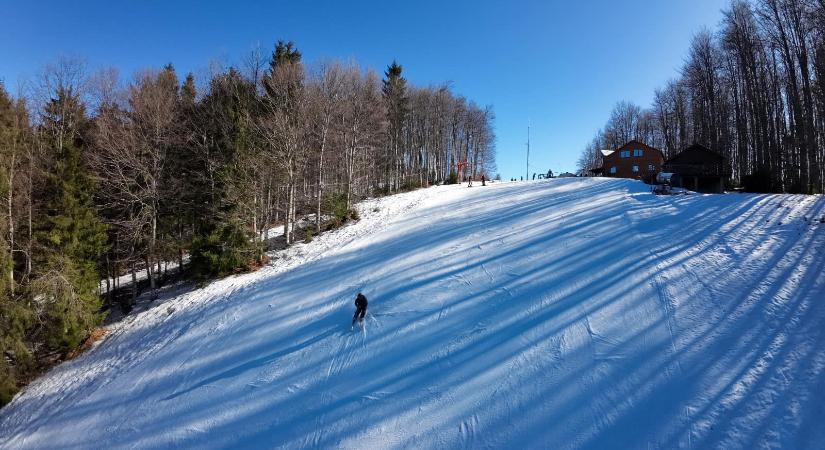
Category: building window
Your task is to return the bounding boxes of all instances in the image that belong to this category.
[609,166,617,174]
[620,150,631,158]
[633,149,644,157]
[632,165,640,173]
[648,164,655,171]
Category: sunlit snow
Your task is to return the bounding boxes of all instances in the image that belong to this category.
[1,178,824,449]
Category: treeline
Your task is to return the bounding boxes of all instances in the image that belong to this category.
[0,41,496,404]
[579,0,825,193]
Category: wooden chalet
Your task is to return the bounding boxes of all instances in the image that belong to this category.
[595,141,664,181]
[663,144,730,193]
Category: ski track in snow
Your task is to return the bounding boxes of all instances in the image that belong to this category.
[1,178,825,449]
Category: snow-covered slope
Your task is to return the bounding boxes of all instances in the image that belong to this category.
[2,178,824,449]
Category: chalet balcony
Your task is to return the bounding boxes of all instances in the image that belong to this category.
[663,162,731,178]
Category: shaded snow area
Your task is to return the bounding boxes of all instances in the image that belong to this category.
[2,178,825,449]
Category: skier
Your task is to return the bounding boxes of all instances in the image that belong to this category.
[352,292,368,327]
[481,175,486,186]
[467,174,473,187]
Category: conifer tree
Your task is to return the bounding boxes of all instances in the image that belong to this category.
[273,40,301,65]
[0,83,16,292]
[383,61,408,191]
[33,88,107,352]
[261,41,306,245]
[188,68,261,276]
[171,71,198,271]
[181,72,197,106]
[0,82,35,405]
[0,218,31,405]
[264,40,302,103]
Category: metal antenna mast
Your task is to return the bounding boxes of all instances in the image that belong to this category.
[526,123,530,181]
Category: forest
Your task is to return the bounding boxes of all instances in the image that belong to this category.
[0,41,496,404]
[579,0,825,194]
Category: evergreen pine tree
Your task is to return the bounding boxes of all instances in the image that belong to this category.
[0,224,31,406]
[189,69,261,277]
[272,40,301,68]
[181,72,197,106]
[0,81,35,405]
[382,61,408,129]
[261,41,306,245]
[33,88,108,352]
[382,61,408,191]
[170,71,198,272]
[263,40,303,110]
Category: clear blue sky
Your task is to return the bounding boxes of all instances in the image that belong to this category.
[1,0,728,179]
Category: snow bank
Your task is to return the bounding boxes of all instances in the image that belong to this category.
[1,178,824,449]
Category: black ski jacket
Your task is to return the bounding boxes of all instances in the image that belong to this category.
[355,293,368,309]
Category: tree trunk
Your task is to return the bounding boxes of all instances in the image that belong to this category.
[131,264,138,308]
[149,211,157,299]
[178,222,185,274]
[26,139,34,279]
[105,254,112,306]
[7,153,14,295]
[316,118,329,233]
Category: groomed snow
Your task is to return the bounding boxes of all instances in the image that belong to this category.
[2,178,824,449]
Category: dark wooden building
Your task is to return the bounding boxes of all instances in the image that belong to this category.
[663,144,730,193]
[597,140,664,181]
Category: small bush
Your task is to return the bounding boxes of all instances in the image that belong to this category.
[190,221,260,278]
[400,179,421,192]
[66,327,108,359]
[325,194,349,223]
[323,193,360,229]
[0,360,18,407]
[448,170,458,185]
[0,295,36,406]
[30,256,104,353]
[245,254,270,272]
[304,228,314,243]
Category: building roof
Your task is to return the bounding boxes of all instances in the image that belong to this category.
[604,140,665,161]
[666,144,727,165]
[664,144,731,177]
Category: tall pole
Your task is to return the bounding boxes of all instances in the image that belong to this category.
[526,124,530,181]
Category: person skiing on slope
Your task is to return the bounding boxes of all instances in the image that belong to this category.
[352,292,368,327]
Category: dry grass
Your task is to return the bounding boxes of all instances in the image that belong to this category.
[67,327,109,360]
